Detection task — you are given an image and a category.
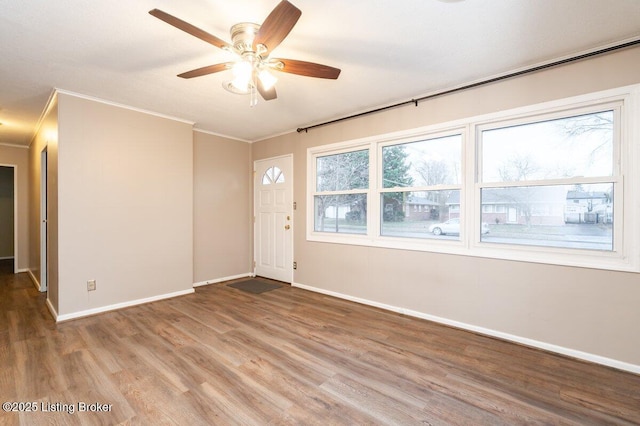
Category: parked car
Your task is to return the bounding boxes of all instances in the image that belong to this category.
[428,218,490,235]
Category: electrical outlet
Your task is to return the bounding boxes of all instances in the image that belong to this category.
[87,280,96,291]
[293,261,297,270]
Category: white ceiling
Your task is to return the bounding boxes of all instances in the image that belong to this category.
[1,0,639,146]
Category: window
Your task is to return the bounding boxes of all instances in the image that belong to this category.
[307,85,639,271]
[478,109,617,251]
[380,134,462,240]
[262,166,285,184]
[313,149,369,234]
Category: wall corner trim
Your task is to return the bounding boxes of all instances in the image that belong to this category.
[29,88,58,148]
[292,281,640,375]
[55,288,195,323]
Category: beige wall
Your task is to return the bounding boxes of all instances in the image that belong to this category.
[56,93,193,317]
[0,145,29,270]
[193,131,251,283]
[252,46,640,368]
[29,98,59,309]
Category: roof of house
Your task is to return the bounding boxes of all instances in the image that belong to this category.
[446,187,567,205]
[566,191,609,200]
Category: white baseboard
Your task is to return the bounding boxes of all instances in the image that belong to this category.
[55,288,195,323]
[293,281,640,375]
[46,298,58,321]
[27,269,41,291]
[193,272,253,287]
[16,268,29,273]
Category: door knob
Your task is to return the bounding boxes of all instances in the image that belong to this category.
[285,225,290,230]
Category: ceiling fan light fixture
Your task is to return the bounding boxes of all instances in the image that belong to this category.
[222,80,253,95]
[258,69,277,91]
[230,60,253,91]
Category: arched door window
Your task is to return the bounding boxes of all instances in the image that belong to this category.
[262,166,285,185]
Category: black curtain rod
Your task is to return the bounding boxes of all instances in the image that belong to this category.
[297,39,640,134]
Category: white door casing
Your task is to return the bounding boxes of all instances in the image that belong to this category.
[40,148,48,292]
[254,155,293,283]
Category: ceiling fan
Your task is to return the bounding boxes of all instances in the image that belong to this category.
[149,1,341,105]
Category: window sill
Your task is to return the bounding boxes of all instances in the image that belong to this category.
[306,232,638,273]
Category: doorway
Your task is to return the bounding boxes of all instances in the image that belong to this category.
[0,166,16,273]
[254,155,293,283]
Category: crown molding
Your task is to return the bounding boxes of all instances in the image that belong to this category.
[193,127,251,144]
[54,89,196,126]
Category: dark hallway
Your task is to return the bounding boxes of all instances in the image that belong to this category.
[0,258,14,275]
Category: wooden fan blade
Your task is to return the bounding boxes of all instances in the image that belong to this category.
[256,78,277,101]
[149,9,231,50]
[273,59,341,79]
[253,1,301,53]
[178,63,232,79]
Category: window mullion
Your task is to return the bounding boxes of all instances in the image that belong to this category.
[379,184,461,193]
[466,124,477,248]
[314,189,370,196]
[479,176,619,189]
[370,142,379,238]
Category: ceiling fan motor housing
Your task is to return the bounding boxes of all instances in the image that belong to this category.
[230,22,263,55]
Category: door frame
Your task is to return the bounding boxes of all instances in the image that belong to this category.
[0,164,18,273]
[40,148,48,292]
[253,154,294,283]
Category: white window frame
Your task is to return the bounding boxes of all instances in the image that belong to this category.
[378,129,465,242]
[307,84,640,272]
[473,101,623,266]
[308,142,373,241]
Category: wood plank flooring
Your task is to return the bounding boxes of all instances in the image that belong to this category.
[1,262,639,425]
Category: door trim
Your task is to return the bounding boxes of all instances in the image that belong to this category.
[253,154,294,282]
[40,148,48,292]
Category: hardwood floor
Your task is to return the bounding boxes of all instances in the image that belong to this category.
[1,263,639,425]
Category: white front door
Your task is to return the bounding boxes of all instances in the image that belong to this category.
[254,155,293,283]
